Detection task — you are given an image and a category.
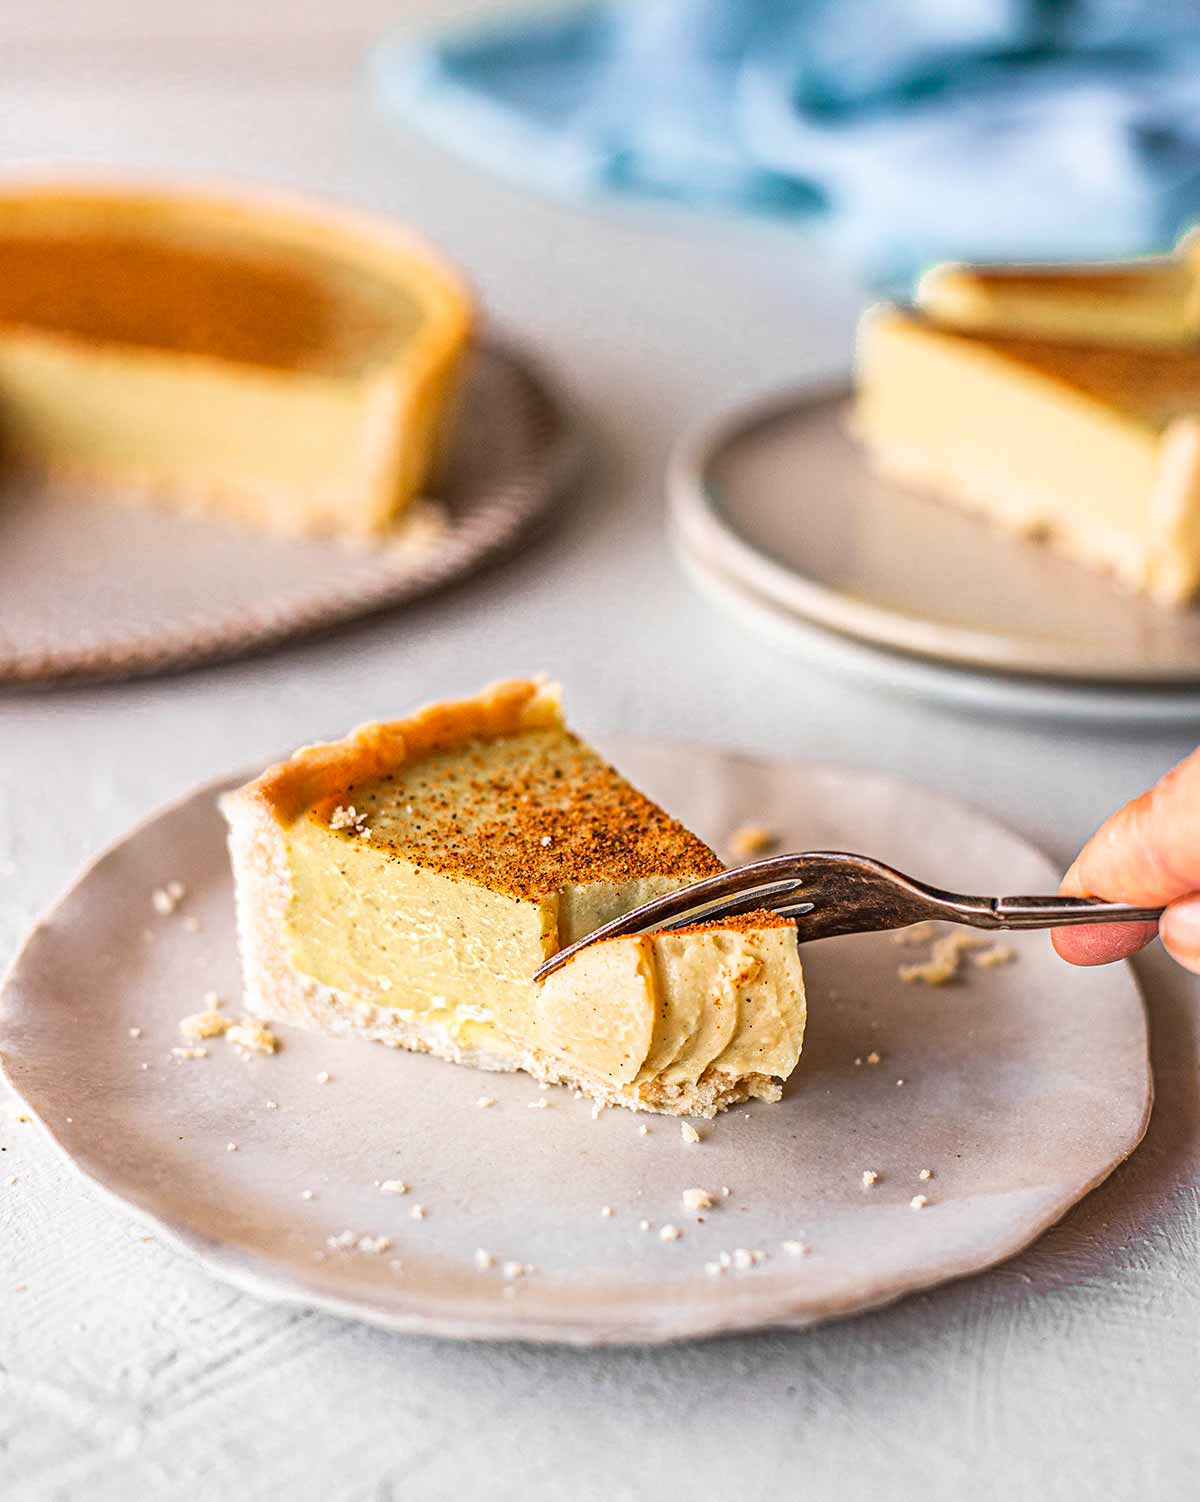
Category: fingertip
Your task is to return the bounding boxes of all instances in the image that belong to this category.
[1159,897,1200,973]
[1052,921,1159,967]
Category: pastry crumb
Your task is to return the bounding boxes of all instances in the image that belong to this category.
[476,1096,496,1109]
[151,881,187,915]
[226,1142,237,1153]
[637,1124,650,1137]
[330,804,371,837]
[600,1205,614,1218]
[315,1070,331,1085]
[704,1260,725,1277]
[910,1194,930,1211]
[919,1168,934,1181]
[379,1180,408,1196]
[227,1020,278,1054]
[659,1224,683,1243]
[179,1009,229,1041]
[410,1203,427,1221]
[974,943,1016,969]
[861,1169,879,1188]
[900,932,985,985]
[301,1189,314,1201]
[682,1187,715,1212]
[680,1123,701,1145]
[781,1239,809,1257]
[527,1099,549,1111]
[171,1045,207,1061]
[591,1101,607,1121]
[731,1247,766,1271]
[502,1260,531,1281]
[128,1026,143,1040]
[265,1100,278,1111]
[866,1050,882,1066]
[729,823,778,858]
[357,1234,391,1255]
[474,1248,495,1271]
[638,1219,652,1232]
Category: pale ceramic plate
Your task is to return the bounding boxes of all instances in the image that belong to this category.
[0,343,579,686]
[0,738,1150,1345]
[678,537,1200,727]
[669,385,1200,686]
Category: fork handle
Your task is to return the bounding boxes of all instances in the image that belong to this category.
[971,896,1164,930]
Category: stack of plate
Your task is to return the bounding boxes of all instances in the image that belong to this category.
[669,385,1200,724]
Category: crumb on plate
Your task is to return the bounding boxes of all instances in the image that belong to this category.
[729,824,778,858]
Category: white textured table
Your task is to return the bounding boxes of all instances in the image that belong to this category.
[2,6,1198,1498]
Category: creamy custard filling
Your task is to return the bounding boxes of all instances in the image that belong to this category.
[283,818,692,1061]
[534,919,806,1092]
[0,230,426,378]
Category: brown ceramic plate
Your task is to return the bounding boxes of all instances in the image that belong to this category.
[0,737,1150,1345]
[0,342,579,687]
[670,385,1200,685]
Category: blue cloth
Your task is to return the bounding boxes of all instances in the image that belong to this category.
[371,1,1200,282]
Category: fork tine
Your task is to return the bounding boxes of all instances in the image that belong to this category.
[655,884,812,933]
[531,859,816,981]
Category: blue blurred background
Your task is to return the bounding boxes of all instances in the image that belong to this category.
[375,0,1200,283]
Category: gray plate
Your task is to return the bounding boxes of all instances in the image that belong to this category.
[0,738,1150,1345]
[670,385,1200,685]
[678,535,1200,726]
[0,342,579,687]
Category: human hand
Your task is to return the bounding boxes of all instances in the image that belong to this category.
[1054,746,1200,971]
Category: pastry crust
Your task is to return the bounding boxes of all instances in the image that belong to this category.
[238,676,564,826]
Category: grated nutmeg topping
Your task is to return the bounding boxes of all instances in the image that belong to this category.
[310,728,722,901]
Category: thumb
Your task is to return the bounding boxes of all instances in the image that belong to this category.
[1054,746,1200,969]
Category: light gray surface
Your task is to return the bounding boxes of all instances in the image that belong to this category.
[1,4,1198,1499]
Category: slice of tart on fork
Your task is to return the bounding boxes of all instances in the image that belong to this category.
[221,679,806,1117]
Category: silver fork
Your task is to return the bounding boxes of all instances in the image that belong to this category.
[532,851,1163,982]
